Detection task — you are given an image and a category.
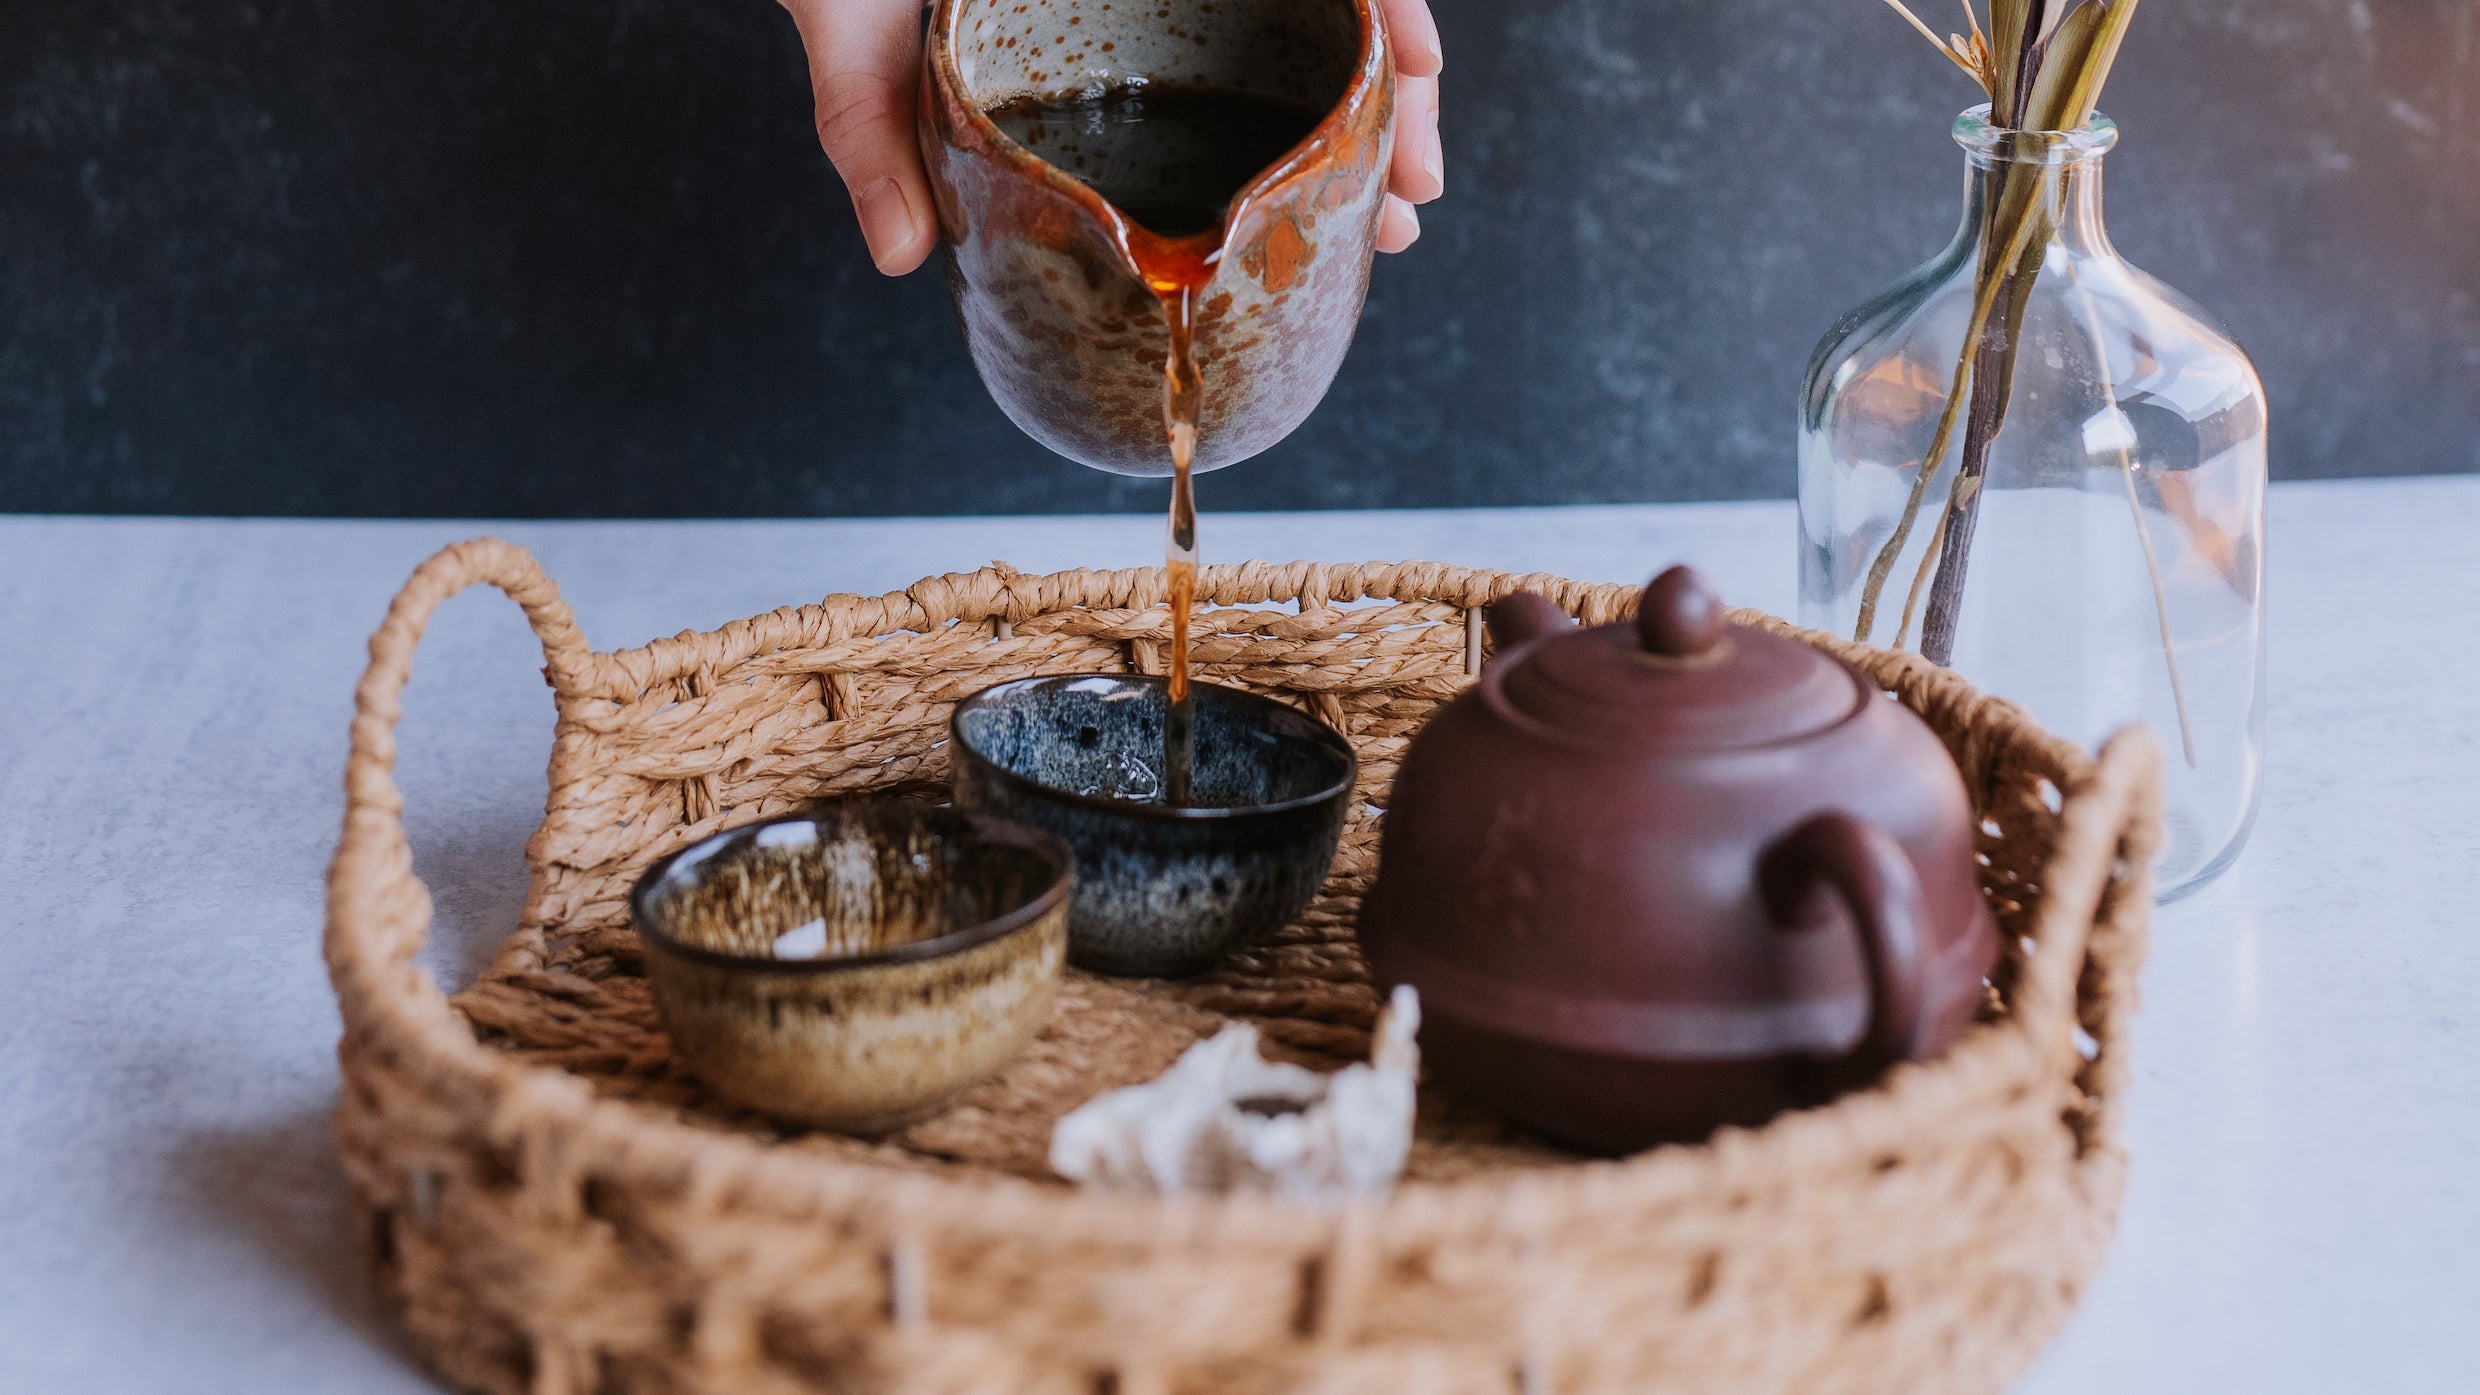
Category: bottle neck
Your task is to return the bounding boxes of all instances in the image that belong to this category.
[1958,148,2112,258]
[1949,105,2119,260]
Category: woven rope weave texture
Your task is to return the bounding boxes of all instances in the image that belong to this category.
[327,538,2160,1395]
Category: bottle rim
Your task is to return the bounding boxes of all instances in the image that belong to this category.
[1954,104,2119,164]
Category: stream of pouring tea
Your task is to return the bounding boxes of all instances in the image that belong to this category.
[989,84,1322,806]
[1160,282,1202,807]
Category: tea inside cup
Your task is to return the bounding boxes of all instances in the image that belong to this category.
[950,675,1357,977]
[630,802,1070,1133]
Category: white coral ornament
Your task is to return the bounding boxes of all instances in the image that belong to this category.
[1049,986,1421,1200]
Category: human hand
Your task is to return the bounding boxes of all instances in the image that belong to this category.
[777,0,1445,274]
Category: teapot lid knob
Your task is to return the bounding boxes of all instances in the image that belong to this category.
[1636,566,1727,658]
[1498,562,1851,745]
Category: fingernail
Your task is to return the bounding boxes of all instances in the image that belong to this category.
[1422,140,1443,193]
[854,177,919,273]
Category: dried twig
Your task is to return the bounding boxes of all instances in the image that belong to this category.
[1850,193,2046,643]
[1915,0,2140,662]
[1855,0,2150,667]
[1881,0,1991,88]
[2061,249,2198,766]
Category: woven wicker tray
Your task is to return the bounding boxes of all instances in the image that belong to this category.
[327,538,2159,1395]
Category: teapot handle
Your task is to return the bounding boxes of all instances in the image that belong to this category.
[1758,812,1926,1064]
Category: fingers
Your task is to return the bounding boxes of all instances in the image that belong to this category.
[1375,194,1421,253]
[783,0,937,275]
[1379,0,1442,246]
[784,0,1437,265]
[1389,74,1441,205]
[1380,0,1443,77]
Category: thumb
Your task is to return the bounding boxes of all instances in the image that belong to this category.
[783,0,937,275]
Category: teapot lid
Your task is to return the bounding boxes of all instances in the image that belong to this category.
[1494,567,1862,750]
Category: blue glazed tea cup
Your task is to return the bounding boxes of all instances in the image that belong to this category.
[949,674,1356,976]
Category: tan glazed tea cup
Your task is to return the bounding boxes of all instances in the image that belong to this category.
[631,802,1070,1134]
[919,0,1396,474]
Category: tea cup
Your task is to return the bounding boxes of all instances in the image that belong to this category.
[949,675,1357,976]
[631,802,1070,1133]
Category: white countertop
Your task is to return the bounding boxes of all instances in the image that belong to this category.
[3,477,2475,1393]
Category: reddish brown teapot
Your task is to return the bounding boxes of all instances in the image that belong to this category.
[1360,567,1997,1154]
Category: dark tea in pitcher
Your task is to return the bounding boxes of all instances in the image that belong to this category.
[987,82,1327,804]
[985,84,1325,237]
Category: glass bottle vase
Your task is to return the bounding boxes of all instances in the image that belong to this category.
[1799,106,2267,901]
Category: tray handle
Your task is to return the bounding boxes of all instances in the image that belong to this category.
[328,538,592,1012]
[2009,726,2162,1151]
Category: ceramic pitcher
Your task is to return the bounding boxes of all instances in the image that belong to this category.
[919,0,1395,475]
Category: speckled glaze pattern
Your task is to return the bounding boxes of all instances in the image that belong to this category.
[920,0,1394,475]
[630,803,1070,1134]
[949,675,1356,976]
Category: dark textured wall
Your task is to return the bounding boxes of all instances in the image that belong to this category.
[3,0,2474,517]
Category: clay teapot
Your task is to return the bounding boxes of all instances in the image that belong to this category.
[1359,566,1998,1154]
